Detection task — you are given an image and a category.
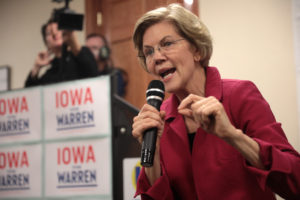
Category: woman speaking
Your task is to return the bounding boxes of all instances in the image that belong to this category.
[132,3,300,200]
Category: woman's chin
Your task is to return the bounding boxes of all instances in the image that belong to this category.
[165,84,179,94]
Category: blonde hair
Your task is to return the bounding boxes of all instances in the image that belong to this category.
[133,3,213,70]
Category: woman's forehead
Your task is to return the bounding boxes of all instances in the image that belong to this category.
[142,21,179,45]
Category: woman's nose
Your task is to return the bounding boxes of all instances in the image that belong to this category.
[153,52,166,65]
[152,46,166,60]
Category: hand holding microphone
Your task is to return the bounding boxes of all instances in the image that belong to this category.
[132,80,165,167]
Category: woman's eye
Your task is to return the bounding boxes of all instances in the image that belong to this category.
[144,49,154,57]
[162,41,173,47]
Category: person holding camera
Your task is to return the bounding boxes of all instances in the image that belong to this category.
[24,20,98,87]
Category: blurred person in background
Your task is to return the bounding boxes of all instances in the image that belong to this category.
[85,33,127,97]
[25,19,98,87]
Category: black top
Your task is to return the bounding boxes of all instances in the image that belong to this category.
[188,132,196,153]
[25,47,98,87]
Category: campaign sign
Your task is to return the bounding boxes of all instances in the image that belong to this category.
[0,144,42,198]
[0,88,42,143]
[45,138,112,198]
[43,77,111,140]
[123,157,141,200]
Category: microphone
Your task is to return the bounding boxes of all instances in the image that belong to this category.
[141,80,165,167]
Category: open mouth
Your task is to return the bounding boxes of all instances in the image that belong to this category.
[159,68,176,79]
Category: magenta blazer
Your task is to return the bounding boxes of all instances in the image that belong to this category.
[135,67,300,200]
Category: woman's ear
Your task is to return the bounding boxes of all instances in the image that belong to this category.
[191,45,201,62]
[194,53,201,62]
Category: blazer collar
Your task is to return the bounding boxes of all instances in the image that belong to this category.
[162,66,223,121]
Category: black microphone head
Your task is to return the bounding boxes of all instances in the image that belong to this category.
[146,80,165,103]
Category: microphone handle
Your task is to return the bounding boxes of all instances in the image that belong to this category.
[141,127,158,167]
[147,99,161,110]
[140,99,162,167]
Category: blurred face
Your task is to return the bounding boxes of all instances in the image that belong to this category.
[142,21,201,94]
[85,36,105,60]
[45,23,63,51]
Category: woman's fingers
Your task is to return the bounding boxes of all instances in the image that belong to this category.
[178,94,202,110]
[177,108,193,117]
[178,94,203,118]
[132,104,165,144]
[179,95,224,133]
[132,118,163,143]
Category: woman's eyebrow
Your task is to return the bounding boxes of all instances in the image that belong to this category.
[143,35,173,48]
[143,45,153,49]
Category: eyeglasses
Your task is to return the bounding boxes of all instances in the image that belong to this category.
[139,38,185,63]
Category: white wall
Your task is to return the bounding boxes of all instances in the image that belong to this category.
[293,0,300,153]
[199,1,299,198]
[0,0,85,90]
[199,0,299,150]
